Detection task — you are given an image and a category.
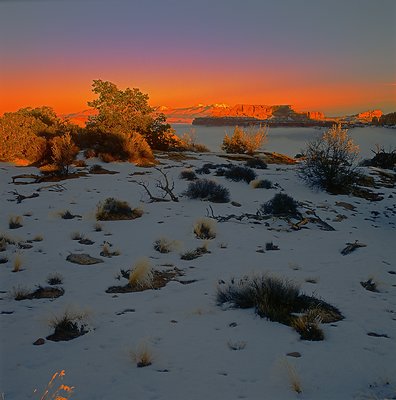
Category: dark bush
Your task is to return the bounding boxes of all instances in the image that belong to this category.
[224,166,256,183]
[299,124,360,193]
[217,274,343,341]
[184,179,230,203]
[259,193,298,217]
[245,158,267,169]
[179,169,197,181]
[369,146,396,169]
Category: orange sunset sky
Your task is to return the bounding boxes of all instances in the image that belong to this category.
[1,0,395,116]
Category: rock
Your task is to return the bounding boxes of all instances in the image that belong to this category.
[66,253,103,265]
[231,201,242,207]
[287,352,302,358]
[33,338,45,346]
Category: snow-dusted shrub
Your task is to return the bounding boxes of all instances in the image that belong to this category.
[96,198,143,221]
[299,123,360,192]
[259,193,298,217]
[47,272,64,285]
[47,309,89,341]
[224,165,257,183]
[193,218,216,240]
[222,125,268,155]
[184,179,230,203]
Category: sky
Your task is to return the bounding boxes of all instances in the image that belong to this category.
[1,0,395,116]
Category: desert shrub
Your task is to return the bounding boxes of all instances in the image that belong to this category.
[96,198,143,221]
[251,179,273,189]
[128,258,153,289]
[178,130,210,153]
[93,222,103,231]
[60,210,76,220]
[9,216,23,229]
[299,123,360,192]
[368,145,396,169]
[360,278,379,292]
[184,179,230,203]
[179,169,197,181]
[70,231,83,240]
[265,242,279,250]
[100,242,120,258]
[193,218,216,239]
[224,165,256,183]
[32,234,44,242]
[50,133,79,175]
[222,125,268,155]
[47,273,64,285]
[259,193,299,217]
[245,157,267,169]
[217,274,342,340]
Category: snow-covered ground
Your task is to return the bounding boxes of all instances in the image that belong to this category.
[0,152,395,400]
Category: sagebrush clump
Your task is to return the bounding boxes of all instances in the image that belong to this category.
[184,179,230,203]
[96,198,143,221]
[259,193,299,217]
[224,165,257,183]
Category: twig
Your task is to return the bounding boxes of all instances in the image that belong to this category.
[8,190,39,203]
[341,240,367,256]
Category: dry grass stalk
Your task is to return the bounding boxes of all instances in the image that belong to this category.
[37,369,74,400]
[128,258,154,289]
[130,343,153,368]
[12,253,23,272]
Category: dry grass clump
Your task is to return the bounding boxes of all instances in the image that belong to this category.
[32,234,44,242]
[47,309,89,342]
[193,218,216,240]
[0,238,7,252]
[227,340,247,351]
[11,285,31,301]
[93,222,103,232]
[251,179,273,189]
[96,197,143,221]
[100,242,120,258]
[217,274,343,341]
[59,210,76,220]
[222,125,268,155]
[12,253,23,272]
[153,237,179,253]
[70,231,83,240]
[130,342,153,368]
[180,242,210,260]
[38,370,74,400]
[128,258,154,289]
[9,215,23,229]
[283,360,302,394]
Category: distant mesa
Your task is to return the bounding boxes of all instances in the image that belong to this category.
[62,105,383,127]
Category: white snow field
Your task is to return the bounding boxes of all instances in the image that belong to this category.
[0,151,395,400]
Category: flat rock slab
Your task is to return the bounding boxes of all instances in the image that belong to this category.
[66,253,103,265]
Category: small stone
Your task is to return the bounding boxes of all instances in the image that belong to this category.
[33,338,45,346]
[229,322,238,328]
[231,201,242,207]
[287,352,301,358]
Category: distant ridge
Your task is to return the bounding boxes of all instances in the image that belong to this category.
[62,105,383,126]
